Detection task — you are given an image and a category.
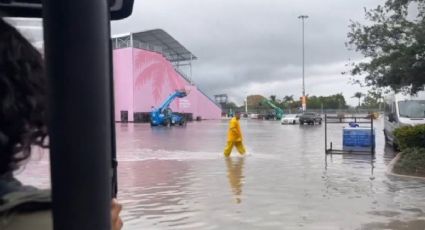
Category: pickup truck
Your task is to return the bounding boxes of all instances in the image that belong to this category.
[299,112,322,125]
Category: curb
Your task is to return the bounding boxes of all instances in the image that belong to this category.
[386,153,425,180]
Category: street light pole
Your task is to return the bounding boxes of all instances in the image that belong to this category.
[245,98,248,115]
[298,15,308,111]
[244,92,248,116]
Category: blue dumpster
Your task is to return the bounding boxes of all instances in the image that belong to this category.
[343,127,375,152]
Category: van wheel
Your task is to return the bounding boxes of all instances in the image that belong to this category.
[393,141,399,151]
[384,130,389,143]
[393,143,399,151]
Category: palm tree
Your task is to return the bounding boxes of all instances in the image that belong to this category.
[352,92,364,108]
[283,95,294,103]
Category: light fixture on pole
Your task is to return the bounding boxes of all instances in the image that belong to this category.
[298,15,308,111]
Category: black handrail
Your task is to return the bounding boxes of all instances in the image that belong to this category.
[43,0,113,229]
[0,0,134,229]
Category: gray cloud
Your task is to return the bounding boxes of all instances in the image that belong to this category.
[111,0,382,106]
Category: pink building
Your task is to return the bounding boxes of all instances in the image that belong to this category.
[112,30,222,122]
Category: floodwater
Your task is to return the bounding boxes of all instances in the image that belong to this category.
[17,118,425,229]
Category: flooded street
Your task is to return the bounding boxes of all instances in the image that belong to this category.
[4,0,424,229]
[17,118,425,229]
[115,119,425,230]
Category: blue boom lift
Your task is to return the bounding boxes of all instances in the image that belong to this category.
[150,90,187,126]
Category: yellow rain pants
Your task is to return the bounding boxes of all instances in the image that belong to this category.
[224,141,246,157]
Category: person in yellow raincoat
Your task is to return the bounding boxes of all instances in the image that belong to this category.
[224,113,246,156]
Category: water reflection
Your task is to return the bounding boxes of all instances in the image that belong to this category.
[118,160,195,228]
[343,154,376,179]
[225,157,245,204]
[325,153,375,178]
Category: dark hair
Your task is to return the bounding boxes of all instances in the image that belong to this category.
[0,18,47,175]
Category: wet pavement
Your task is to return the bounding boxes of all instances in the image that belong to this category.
[17,118,425,229]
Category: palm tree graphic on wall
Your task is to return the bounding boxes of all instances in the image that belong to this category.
[134,52,184,104]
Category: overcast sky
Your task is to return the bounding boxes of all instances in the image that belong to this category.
[111,0,384,106]
[9,1,384,106]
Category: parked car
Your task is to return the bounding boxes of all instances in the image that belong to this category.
[299,112,322,125]
[264,114,276,120]
[249,113,259,119]
[281,114,299,124]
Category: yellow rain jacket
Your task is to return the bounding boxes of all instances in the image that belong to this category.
[227,117,243,142]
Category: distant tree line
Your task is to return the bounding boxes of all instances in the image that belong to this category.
[219,91,384,115]
[221,94,349,114]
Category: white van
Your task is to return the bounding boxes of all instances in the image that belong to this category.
[384,91,425,147]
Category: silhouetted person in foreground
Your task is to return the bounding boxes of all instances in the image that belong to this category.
[0,18,122,230]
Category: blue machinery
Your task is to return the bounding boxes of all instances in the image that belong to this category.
[150,90,187,126]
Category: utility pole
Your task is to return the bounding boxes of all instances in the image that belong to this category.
[245,97,248,115]
[244,92,248,116]
[298,15,308,111]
